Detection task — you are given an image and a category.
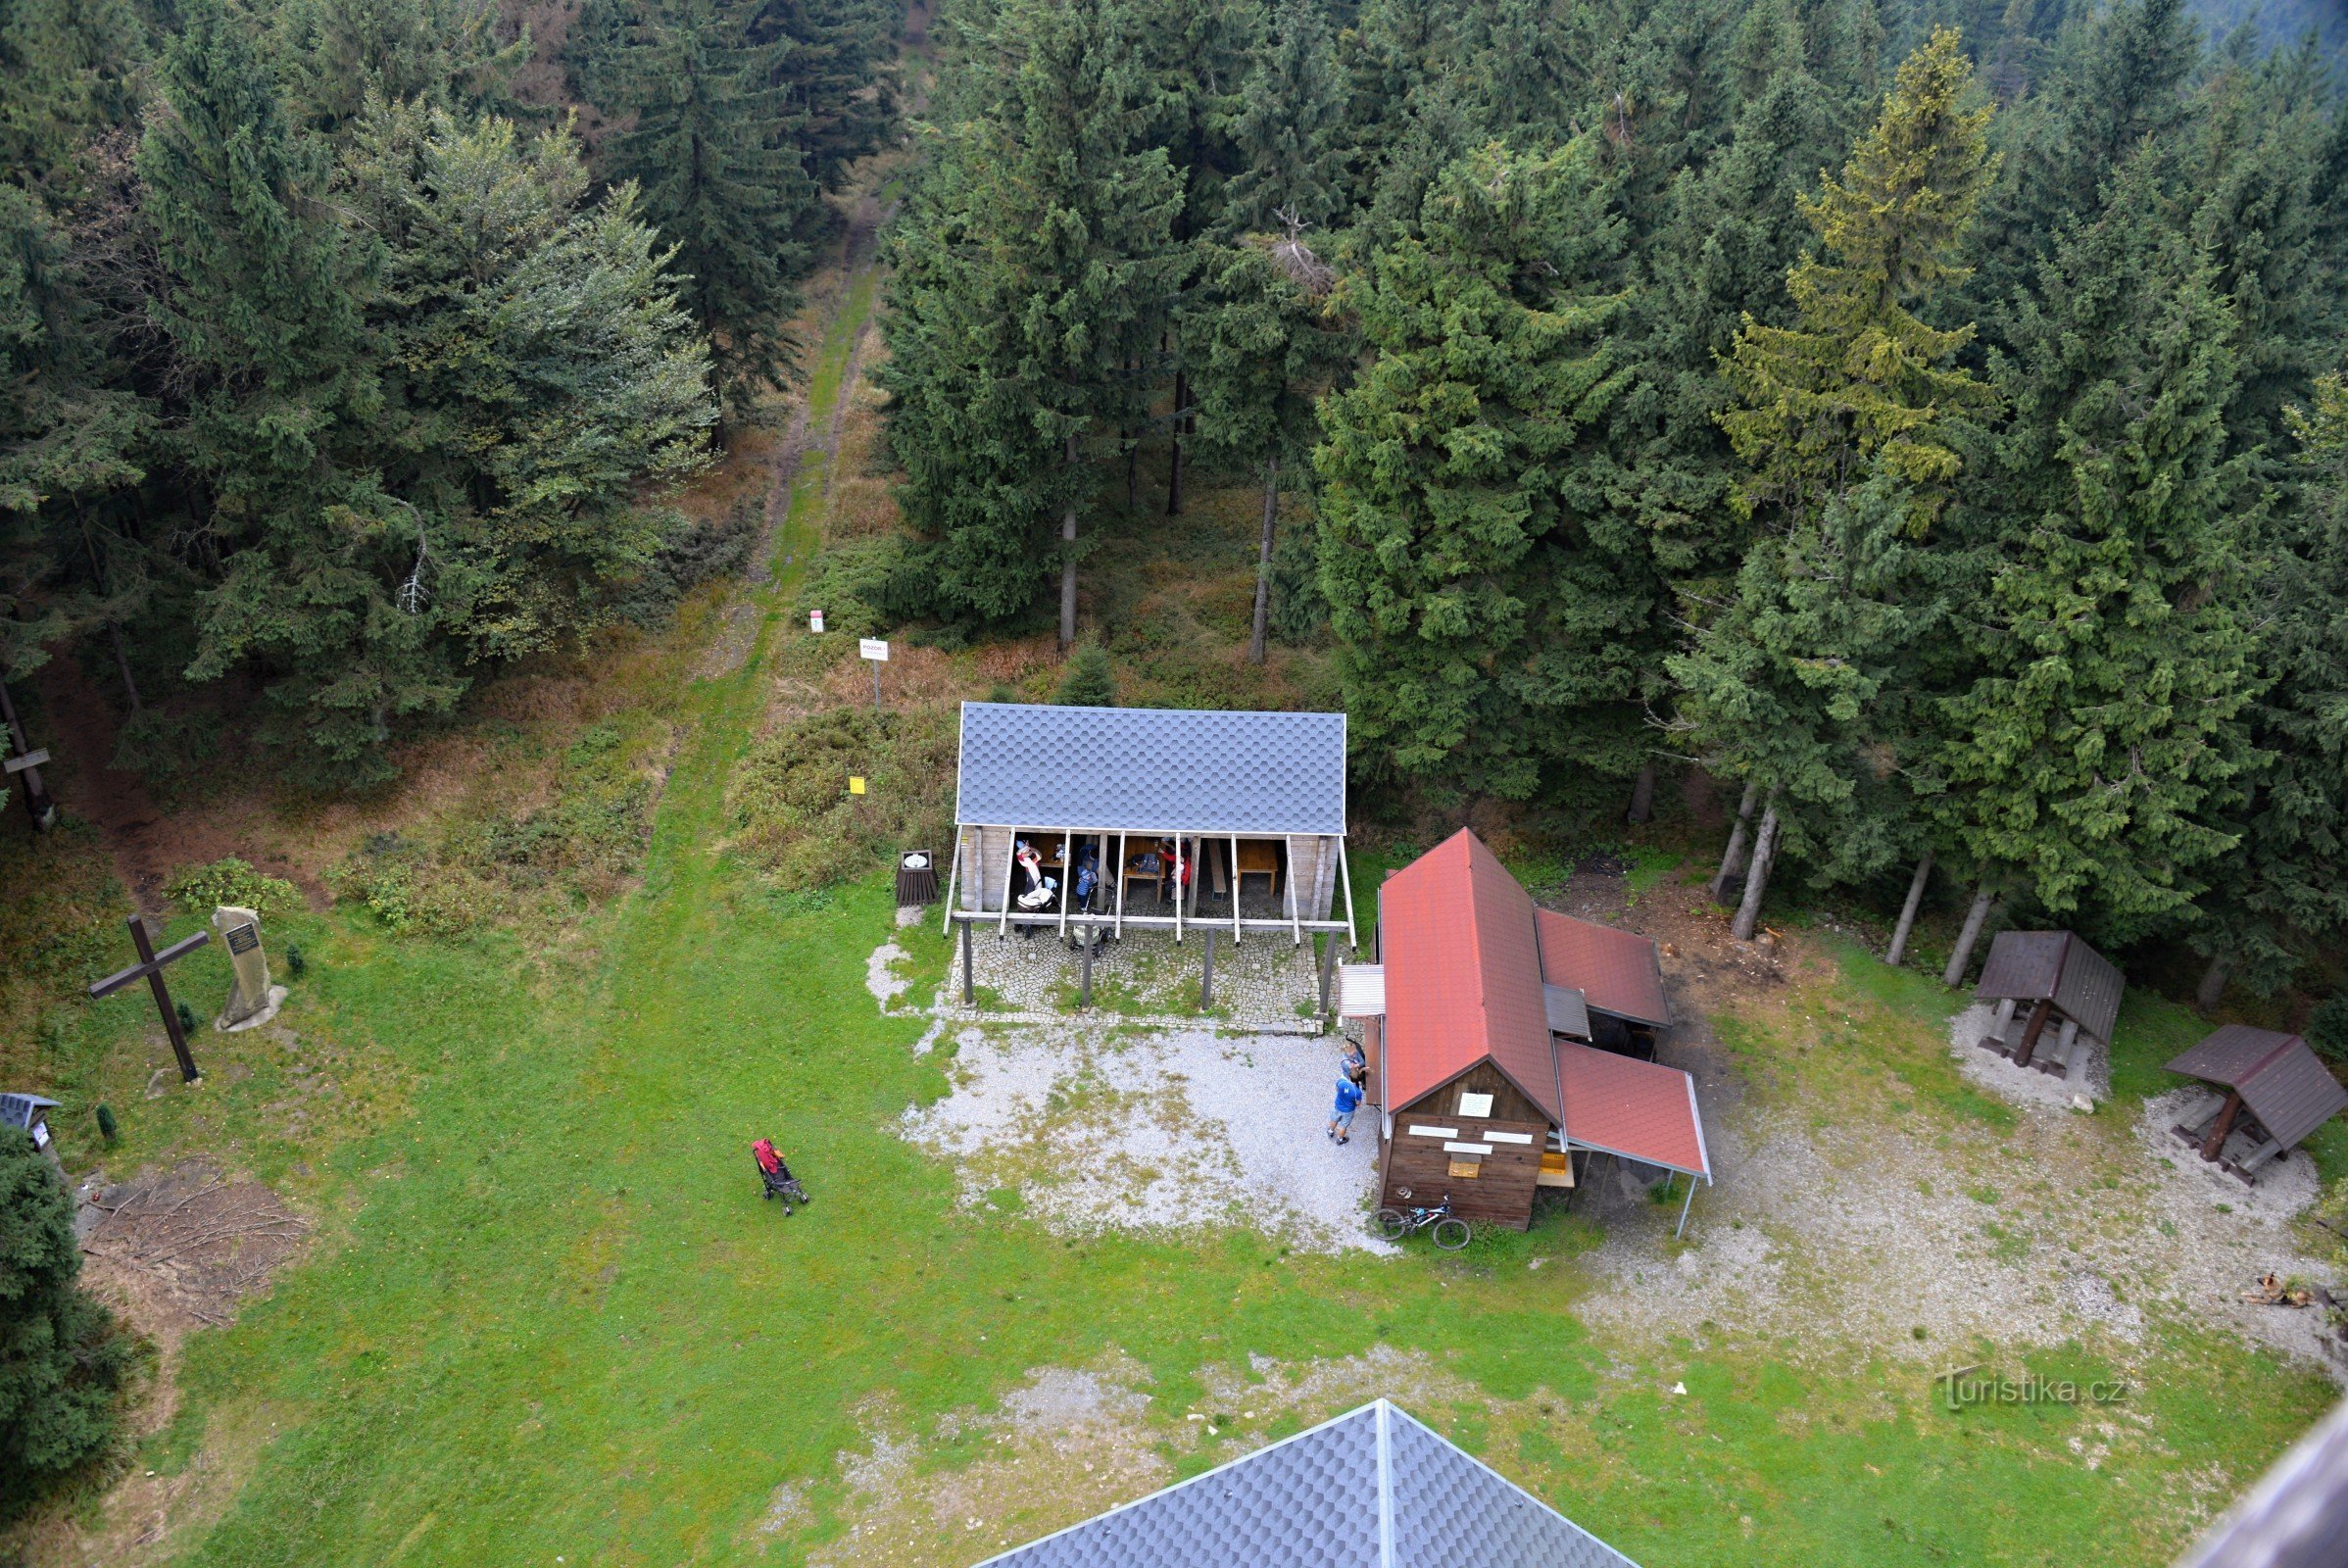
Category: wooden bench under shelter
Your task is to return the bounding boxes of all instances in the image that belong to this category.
[1973,929,2124,1093]
[1340,829,1709,1235]
[941,702,1356,953]
[2164,1025,2348,1185]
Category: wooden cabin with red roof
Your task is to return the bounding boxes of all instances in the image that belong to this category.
[1345,829,1710,1234]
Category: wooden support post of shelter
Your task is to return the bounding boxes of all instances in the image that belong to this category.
[1231,833,1243,945]
[1114,831,1128,939]
[2199,1090,2244,1163]
[1079,926,1095,1008]
[961,919,974,1004]
[1319,933,1342,1016]
[939,826,963,938]
[1059,827,1075,943]
[2010,998,2055,1067]
[1201,929,1215,1009]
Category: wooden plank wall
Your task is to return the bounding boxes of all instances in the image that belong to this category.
[958,826,1014,912]
[1287,835,1338,923]
[1378,1061,1550,1230]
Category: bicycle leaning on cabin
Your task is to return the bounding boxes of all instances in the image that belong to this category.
[1373,1196,1470,1250]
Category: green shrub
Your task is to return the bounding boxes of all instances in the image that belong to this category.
[730,707,956,890]
[2309,996,2348,1065]
[0,1128,136,1518]
[163,857,298,915]
[1055,645,1117,708]
[94,1105,117,1146]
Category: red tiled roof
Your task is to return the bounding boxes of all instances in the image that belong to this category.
[1535,909,1671,1027]
[1379,831,1710,1182]
[1555,1042,1710,1178]
[1379,830,1560,1122]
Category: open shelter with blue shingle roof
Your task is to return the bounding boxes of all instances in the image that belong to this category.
[944,702,1356,951]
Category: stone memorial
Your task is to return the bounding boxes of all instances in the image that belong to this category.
[213,905,286,1031]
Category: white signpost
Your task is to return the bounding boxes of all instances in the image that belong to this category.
[859,638,888,709]
[809,609,824,633]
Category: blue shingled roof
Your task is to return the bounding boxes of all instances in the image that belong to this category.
[954,703,1346,836]
[975,1399,1639,1568]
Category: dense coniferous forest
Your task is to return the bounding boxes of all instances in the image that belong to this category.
[0,0,894,783]
[1,0,2344,1010]
[871,0,2348,1007]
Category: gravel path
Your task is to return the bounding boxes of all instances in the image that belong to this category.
[901,1022,1391,1254]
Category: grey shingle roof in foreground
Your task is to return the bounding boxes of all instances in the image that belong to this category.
[954,703,1347,836]
[973,1399,1640,1568]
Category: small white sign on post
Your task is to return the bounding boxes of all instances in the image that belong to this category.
[858,638,889,662]
[809,609,825,633]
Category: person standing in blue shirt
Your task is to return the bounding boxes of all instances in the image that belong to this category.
[1328,1075,1363,1145]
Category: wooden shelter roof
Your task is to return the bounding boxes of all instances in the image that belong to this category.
[2167,1026,2348,1151]
[1974,930,2125,1048]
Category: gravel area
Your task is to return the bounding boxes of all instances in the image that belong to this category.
[1947,1001,2110,1108]
[865,940,910,1006]
[1576,1037,2341,1381]
[901,1021,1390,1254]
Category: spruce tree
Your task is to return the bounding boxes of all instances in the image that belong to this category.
[1689,26,1998,935]
[0,1127,134,1513]
[752,0,898,189]
[877,0,1182,639]
[342,100,717,660]
[1717,26,1998,530]
[1221,0,1348,237]
[1190,226,1350,662]
[1935,151,2257,946]
[143,0,457,786]
[1313,139,1631,801]
[1133,0,1259,515]
[591,0,818,427]
[2188,371,2348,1003]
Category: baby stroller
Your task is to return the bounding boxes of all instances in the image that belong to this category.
[753,1138,809,1212]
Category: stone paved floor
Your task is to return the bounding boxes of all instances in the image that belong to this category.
[939,918,1337,1030]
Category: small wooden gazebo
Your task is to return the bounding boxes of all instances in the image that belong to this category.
[2166,1025,2348,1185]
[1974,930,2124,1090]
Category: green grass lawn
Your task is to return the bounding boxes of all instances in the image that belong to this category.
[29,270,2342,1568]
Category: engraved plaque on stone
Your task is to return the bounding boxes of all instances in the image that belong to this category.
[213,905,276,1028]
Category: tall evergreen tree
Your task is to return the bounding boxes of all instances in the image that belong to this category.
[1935,151,2256,956]
[590,0,819,427]
[342,100,717,661]
[141,0,453,785]
[878,0,1182,640]
[1191,226,1349,662]
[1686,26,1998,936]
[1221,0,1348,236]
[752,0,899,189]
[1313,138,1631,801]
[2187,371,2348,1004]
[0,1128,135,1514]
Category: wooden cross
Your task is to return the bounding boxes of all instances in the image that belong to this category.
[89,914,212,1083]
